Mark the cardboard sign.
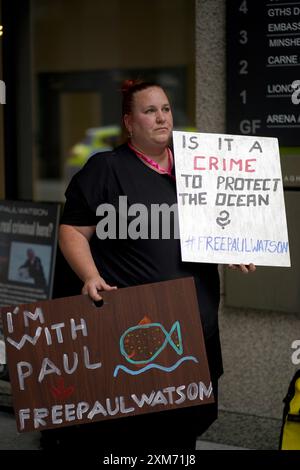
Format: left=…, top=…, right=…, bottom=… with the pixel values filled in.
left=1, top=277, right=213, bottom=433
left=173, top=131, right=291, bottom=267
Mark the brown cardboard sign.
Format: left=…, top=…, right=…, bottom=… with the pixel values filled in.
left=1, top=277, right=213, bottom=433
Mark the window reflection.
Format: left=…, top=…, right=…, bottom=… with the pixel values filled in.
left=32, top=0, right=195, bottom=202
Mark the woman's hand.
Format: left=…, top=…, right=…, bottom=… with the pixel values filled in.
left=228, top=263, right=256, bottom=273
left=82, top=275, right=117, bottom=301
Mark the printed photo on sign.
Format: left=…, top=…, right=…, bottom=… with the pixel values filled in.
left=8, top=242, right=51, bottom=289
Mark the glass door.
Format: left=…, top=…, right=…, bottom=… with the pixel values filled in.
left=32, top=0, right=195, bottom=202
left=0, top=0, right=4, bottom=198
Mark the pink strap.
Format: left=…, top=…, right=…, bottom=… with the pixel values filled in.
left=128, top=142, right=174, bottom=178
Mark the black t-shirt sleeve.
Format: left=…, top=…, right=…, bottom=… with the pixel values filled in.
left=60, top=153, right=110, bottom=226
left=61, top=179, right=96, bottom=226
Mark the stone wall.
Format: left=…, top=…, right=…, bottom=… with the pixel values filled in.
left=195, top=0, right=299, bottom=421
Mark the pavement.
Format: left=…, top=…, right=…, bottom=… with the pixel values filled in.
left=0, top=403, right=281, bottom=451
left=0, top=379, right=12, bottom=408
left=0, top=379, right=281, bottom=451
left=0, top=407, right=246, bottom=451
left=0, top=409, right=40, bottom=450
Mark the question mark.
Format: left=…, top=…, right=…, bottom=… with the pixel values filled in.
left=216, top=210, right=231, bottom=229
left=48, top=223, right=53, bottom=236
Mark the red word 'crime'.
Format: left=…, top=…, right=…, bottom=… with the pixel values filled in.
left=194, top=156, right=256, bottom=173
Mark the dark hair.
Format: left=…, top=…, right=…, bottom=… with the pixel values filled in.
left=121, top=79, right=163, bottom=117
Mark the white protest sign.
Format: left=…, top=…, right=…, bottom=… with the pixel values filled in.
left=173, top=131, right=290, bottom=267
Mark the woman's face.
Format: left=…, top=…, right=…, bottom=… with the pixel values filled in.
left=124, top=86, right=173, bottom=151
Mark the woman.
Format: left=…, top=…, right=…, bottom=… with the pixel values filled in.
left=57, top=80, right=255, bottom=450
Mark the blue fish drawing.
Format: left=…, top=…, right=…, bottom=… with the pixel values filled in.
left=120, top=316, right=183, bottom=365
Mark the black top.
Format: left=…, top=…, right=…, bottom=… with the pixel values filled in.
left=61, top=143, right=220, bottom=342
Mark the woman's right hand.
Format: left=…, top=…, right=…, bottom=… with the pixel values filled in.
left=82, top=275, right=117, bottom=301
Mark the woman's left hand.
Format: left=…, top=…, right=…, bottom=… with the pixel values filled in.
left=228, top=263, right=256, bottom=273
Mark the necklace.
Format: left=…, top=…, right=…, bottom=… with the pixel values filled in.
left=128, top=142, right=174, bottom=178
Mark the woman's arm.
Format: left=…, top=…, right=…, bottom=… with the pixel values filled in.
left=59, top=224, right=117, bottom=301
